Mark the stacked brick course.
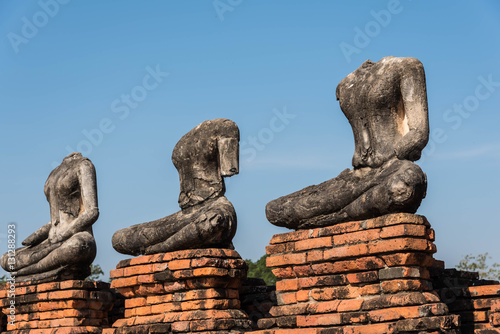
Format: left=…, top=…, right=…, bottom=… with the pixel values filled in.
left=254, top=213, right=460, bottom=334
left=240, top=278, right=276, bottom=329
left=488, top=300, right=500, bottom=331
left=0, top=280, right=114, bottom=334
left=107, top=248, right=252, bottom=333
left=431, top=268, right=500, bottom=333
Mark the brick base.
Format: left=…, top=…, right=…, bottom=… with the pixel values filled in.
left=108, top=248, right=252, bottom=333
left=0, top=280, right=114, bottom=334
left=478, top=300, right=500, bottom=334
left=491, top=300, right=500, bottom=328
left=431, top=267, right=500, bottom=334
left=240, top=278, right=276, bottom=329
left=254, top=213, right=460, bottom=334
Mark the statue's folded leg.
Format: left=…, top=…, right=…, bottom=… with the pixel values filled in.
left=15, top=231, right=96, bottom=277
left=112, top=211, right=193, bottom=256
left=298, top=160, right=427, bottom=229
left=266, top=167, right=380, bottom=229
left=0, top=240, right=60, bottom=272
left=144, top=198, right=236, bottom=254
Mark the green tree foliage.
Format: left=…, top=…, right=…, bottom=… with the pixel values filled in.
left=0, top=275, right=7, bottom=284
left=246, top=255, right=277, bottom=285
left=86, top=264, right=104, bottom=281
left=456, top=253, right=500, bottom=281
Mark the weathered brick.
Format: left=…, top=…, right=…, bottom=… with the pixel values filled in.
left=266, top=243, right=286, bottom=255
left=109, top=268, right=124, bottom=279
left=192, top=267, right=229, bottom=277
left=125, top=297, right=147, bottom=308
left=298, top=274, right=347, bottom=289
left=272, top=267, right=295, bottom=279
left=382, top=253, right=435, bottom=267
left=381, top=279, right=431, bottom=294
left=358, top=284, right=381, bottom=296
left=267, top=253, right=307, bottom=267
left=297, top=289, right=310, bottom=302
left=379, top=224, right=427, bottom=239
left=344, top=322, right=396, bottom=334
left=468, top=285, right=500, bottom=298
left=293, top=265, right=315, bottom=277
left=129, top=254, right=153, bottom=266
left=270, top=230, right=311, bottom=245
left=333, top=229, right=381, bottom=246
left=296, top=313, right=342, bottom=327
left=312, top=256, right=385, bottom=275
left=278, top=292, right=297, bottom=305
left=338, top=299, right=364, bottom=312
left=123, top=264, right=153, bottom=276
left=306, top=300, right=341, bottom=314
left=295, top=236, right=332, bottom=251
left=110, top=276, right=138, bottom=289
left=311, top=286, right=360, bottom=301
left=491, top=312, right=500, bottom=326
left=361, top=292, right=428, bottom=310
left=379, top=266, right=430, bottom=280
left=346, top=271, right=378, bottom=284
left=269, top=303, right=308, bottom=317
left=168, top=259, right=192, bottom=270
left=492, top=300, right=500, bottom=312
left=276, top=279, right=299, bottom=292
left=306, top=249, right=324, bottom=262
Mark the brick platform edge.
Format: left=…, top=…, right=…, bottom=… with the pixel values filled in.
left=490, top=300, right=500, bottom=329
left=431, top=267, right=500, bottom=334
left=474, top=298, right=500, bottom=334
left=106, top=248, right=252, bottom=334
left=0, top=280, right=114, bottom=334
left=253, top=213, right=461, bottom=334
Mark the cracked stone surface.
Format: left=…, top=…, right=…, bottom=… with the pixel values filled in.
left=1, top=152, right=98, bottom=282
left=112, top=118, right=240, bottom=255
left=266, top=57, right=429, bottom=230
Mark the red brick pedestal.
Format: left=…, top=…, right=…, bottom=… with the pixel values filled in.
left=0, top=280, right=114, bottom=334
left=254, top=213, right=460, bottom=334
left=108, top=249, right=252, bottom=334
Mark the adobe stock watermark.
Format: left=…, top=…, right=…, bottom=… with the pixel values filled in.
left=7, top=0, right=71, bottom=54
left=51, top=64, right=169, bottom=168
left=213, top=0, right=244, bottom=21
left=421, top=74, right=500, bottom=163
left=339, top=0, right=407, bottom=63
left=241, top=107, right=296, bottom=162
left=5, top=224, right=17, bottom=327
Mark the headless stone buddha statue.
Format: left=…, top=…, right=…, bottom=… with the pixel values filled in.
left=112, top=118, right=240, bottom=256
left=266, top=57, right=429, bottom=230
left=1, top=153, right=98, bottom=282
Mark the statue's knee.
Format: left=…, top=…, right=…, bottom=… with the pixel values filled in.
left=111, top=229, right=125, bottom=252
left=389, top=163, right=427, bottom=207
left=66, top=232, right=96, bottom=264
left=197, top=211, right=233, bottom=243
left=0, top=252, right=8, bottom=270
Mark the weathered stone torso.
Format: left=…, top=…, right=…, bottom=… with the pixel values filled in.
left=172, top=119, right=239, bottom=209
left=45, top=154, right=94, bottom=239
left=336, top=57, right=420, bottom=168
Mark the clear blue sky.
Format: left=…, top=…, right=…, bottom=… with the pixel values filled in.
left=1, top=1, right=499, bottom=279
